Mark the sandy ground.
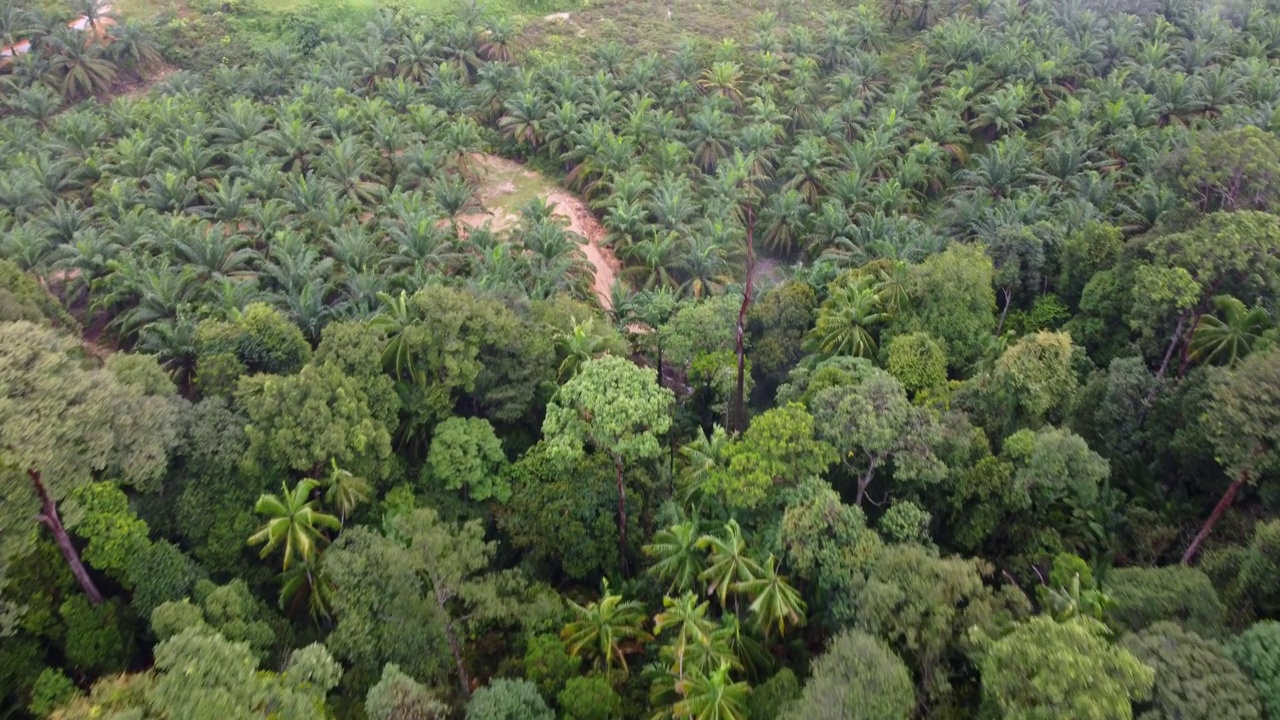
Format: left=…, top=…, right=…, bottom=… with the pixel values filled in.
left=463, top=154, right=621, bottom=308
left=1, top=4, right=115, bottom=58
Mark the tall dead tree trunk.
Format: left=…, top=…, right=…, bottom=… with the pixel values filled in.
left=615, top=453, right=629, bottom=577
left=1181, top=469, right=1248, bottom=565
left=29, top=469, right=104, bottom=604
left=732, top=206, right=756, bottom=434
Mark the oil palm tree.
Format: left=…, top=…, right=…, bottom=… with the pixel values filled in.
left=247, top=478, right=342, bottom=572
left=805, top=274, right=887, bottom=358
left=562, top=580, right=653, bottom=675
left=700, top=62, right=745, bottom=108
left=623, top=231, right=683, bottom=291
left=44, top=27, right=117, bottom=101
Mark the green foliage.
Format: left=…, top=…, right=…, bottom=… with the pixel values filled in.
left=1121, top=622, right=1261, bottom=720
left=1104, top=566, right=1226, bottom=638
left=748, top=281, right=818, bottom=388
left=497, top=443, right=625, bottom=579
left=1230, top=622, right=1280, bottom=720
left=237, top=362, right=394, bottom=483
left=878, top=500, right=932, bottom=545
left=59, top=596, right=133, bottom=675
left=991, top=331, right=1078, bottom=421
left=557, top=675, right=622, bottom=720
left=29, top=667, right=79, bottom=718
left=1175, top=127, right=1280, bottom=213
left=777, top=477, right=881, bottom=628
left=1057, top=223, right=1124, bottom=307
left=0, top=258, right=74, bottom=327
left=126, top=540, right=203, bottom=620
left=0, top=322, right=181, bottom=506
left=365, top=663, right=449, bottom=720
left=522, top=633, right=582, bottom=699
left=146, top=627, right=339, bottom=720
left=543, top=355, right=674, bottom=465
left=1206, top=351, right=1280, bottom=483
left=196, top=303, right=312, bottom=394
left=976, top=617, right=1154, bottom=720
left=711, top=403, right=835, bottom=508
left=855, top=543, right=1026, bottom=704
left=812, top=371, right=945, bottom=505
left=749, top=668, right=800, bottom=720
left=66, top=481, right=150, bottom=583
left=903, top=244, right=997, bottom=373
left=885, top=332, right=947, bottom=397
left=782, top=629, right=915, bottom=720
left=466, top=678, right=554, bottom=720
left=661, top=294, right=740, bottom=368
left=424, top=417, right=509, bottom=502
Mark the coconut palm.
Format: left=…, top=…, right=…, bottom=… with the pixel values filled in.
left=672, top=662, right=750, bottom=720
left=654, top=592, right=722, bottom=680
left=248, top=478, right=343, bottom=572
left=1188, top=295, right=1271, bottom=367
left=645, top=521, right=707, bottom=594
left=735, top=554, right=806, bottom=638
left=562, top=580, right=653, bottom=675
left=697, top=520, right=761, bottom=608
left=318, top=460, right=371, bottom=526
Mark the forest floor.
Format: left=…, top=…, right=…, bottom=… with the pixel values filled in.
left=462, top=154, right=621, bottom=308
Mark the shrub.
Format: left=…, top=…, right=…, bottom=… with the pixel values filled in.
left=1121, top=622, right=1261, bottom=720
left=1104, top=566, right=1225, bottom=637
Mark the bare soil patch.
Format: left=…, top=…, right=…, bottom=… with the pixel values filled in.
left=464, top=154, right=622, bottom=308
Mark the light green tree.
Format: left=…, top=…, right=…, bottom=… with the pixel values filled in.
left=975, top=616, right=1154, bottom=720
left=782, top=629, right=915, bottom=720
left=424, top=416, right=509, bottom=502
left=543, top=355, right=674, bottom=573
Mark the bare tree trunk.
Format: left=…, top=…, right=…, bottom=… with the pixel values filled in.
left=615, top=454, right=629, bottom=577
left=732, top=207, right=756, bottom=434
left=854, top=457, right=880, bottom=507
left=441, top=612, right=472, bottom=696
left=1182, top=468, right=1250, bottom=565
left=29, top=470, right=104, bottom=604
left=995, top=286, right=1013, bottom=337
left=1155, top=311, right=1188, bottom=382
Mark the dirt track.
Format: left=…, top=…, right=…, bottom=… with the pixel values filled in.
left=463, top=154, right=621, bottom=309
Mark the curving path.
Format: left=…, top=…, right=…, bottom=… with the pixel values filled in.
left=462, top=154, right=621, bottom=309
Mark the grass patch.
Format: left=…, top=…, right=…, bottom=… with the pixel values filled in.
left=515, top=0, right=845, bottom=57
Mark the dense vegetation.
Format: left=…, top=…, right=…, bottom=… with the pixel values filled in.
left=2, top=0, right=1280, bottom=716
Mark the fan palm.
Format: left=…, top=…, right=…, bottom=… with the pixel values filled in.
left=247, top=478, right=342, bottom=571
left=561, top=580, right=653, bottom=675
